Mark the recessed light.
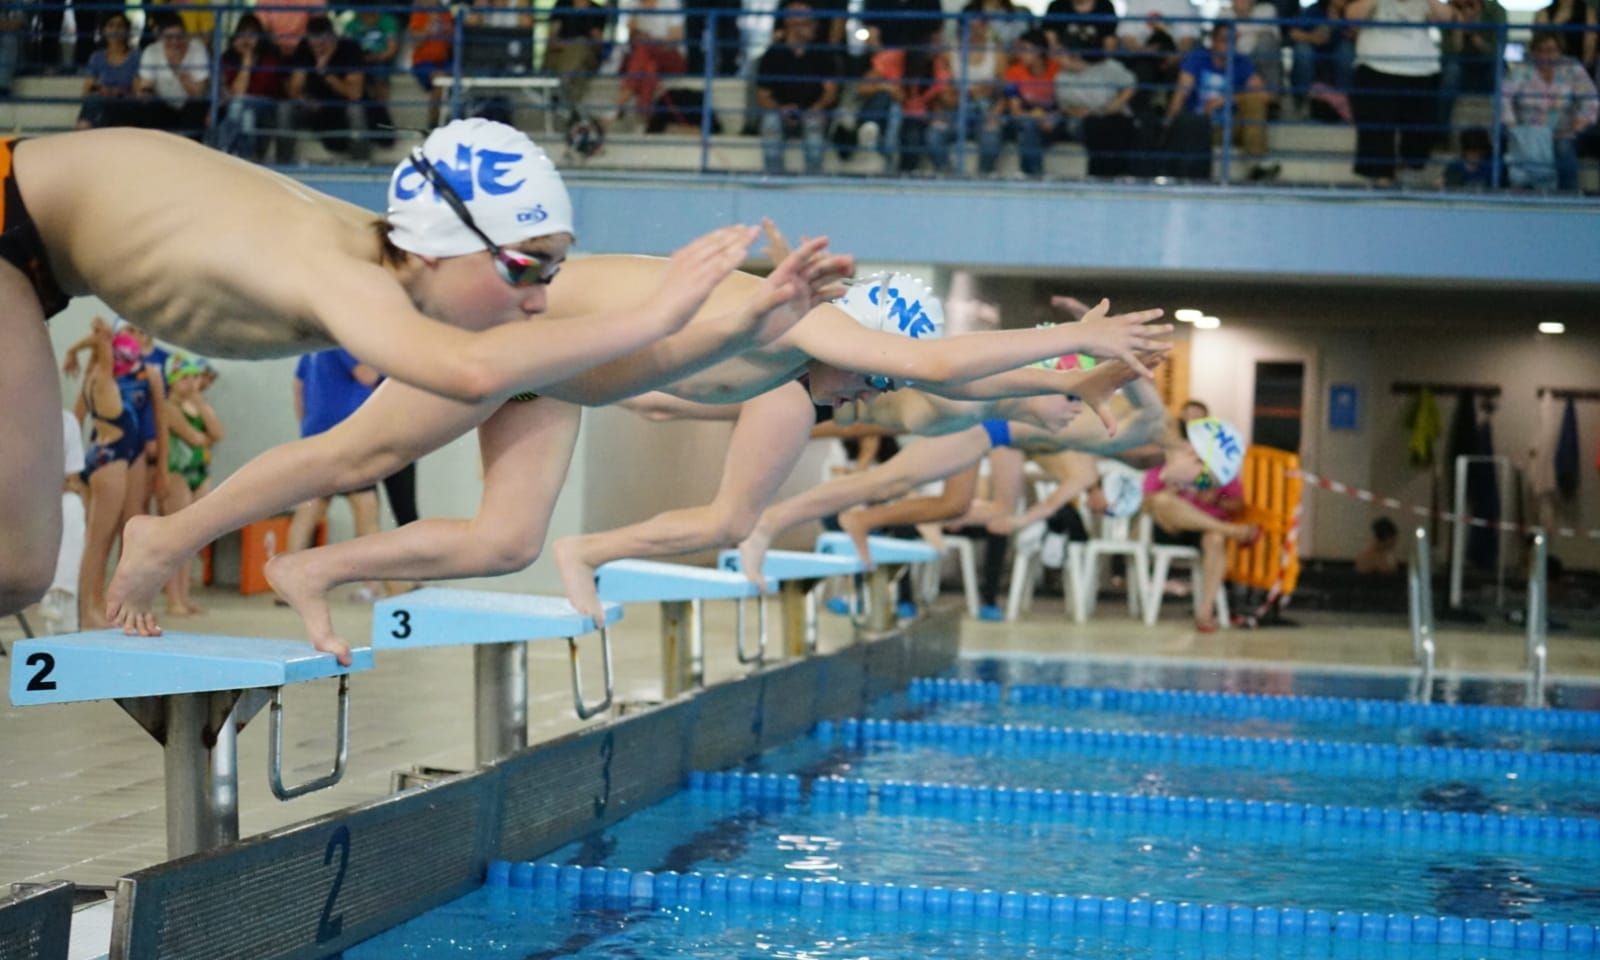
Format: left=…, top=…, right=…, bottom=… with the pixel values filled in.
left=1538, top=322, right=1566, bottom=335
left=1194, top=316, right=1221, bottom=330
left=1175, top=309, right=1203, bottom=323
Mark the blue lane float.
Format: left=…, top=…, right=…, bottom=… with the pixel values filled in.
left=681, top=770, right=1600, bottom=852
left=907, top=678, right=1600, bottom=735
left=485, top=860, right=1600, bottom=955
left=815, top=717, right=1600, bottom=784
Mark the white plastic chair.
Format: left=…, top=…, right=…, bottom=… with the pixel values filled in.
left=1140, top=514, right=1231, bottom=628
left=1005, top=522, right=1089, bottom=622
left=933, top=535, right=981, bottom=616
left=1076, top=511, right=1148, bottom=623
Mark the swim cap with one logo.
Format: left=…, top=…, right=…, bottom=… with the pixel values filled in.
left=387, top=119, right=574, bottom=258
left=1186, top=417, right=1246, bottom=487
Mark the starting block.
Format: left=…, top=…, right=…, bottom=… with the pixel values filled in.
left=815, top=533, right=941, bottom=633
left=718, top=548, right=867, bottom=657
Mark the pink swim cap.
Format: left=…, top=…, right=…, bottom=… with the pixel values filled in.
left=111, top=333, right=143, bottom=377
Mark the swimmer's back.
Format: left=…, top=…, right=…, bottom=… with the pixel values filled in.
left=15, top=130, right=379, bottom=357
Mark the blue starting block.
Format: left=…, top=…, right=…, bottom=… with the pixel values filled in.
left=815, top=533, right=941, bottom=633
left=372, top=588, right=622, bottom=765
left=596, top=560, right=777, bottom=699
left=8, top=632, right=370, bottom=859
left=717, top=548, right=873, bottom=657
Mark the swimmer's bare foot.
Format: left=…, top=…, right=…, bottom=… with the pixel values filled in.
left=79, top=603, right=112, bottom=631
left=552, top=536, right=605, bottom=623
left=837, top=509, right=877, bottom=570
left=264, top=552, right=351, bottom=666
left=107, top=514, right=182, bottom=636
left=165, top=600, right=200, bottom=618
left=737, top=527, right=774, bottom=593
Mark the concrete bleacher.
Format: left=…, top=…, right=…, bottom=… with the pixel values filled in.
left=6, top=73, right=1593, bottom=190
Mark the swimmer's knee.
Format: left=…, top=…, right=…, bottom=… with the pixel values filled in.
left=475, top=530, right=545, bottom=576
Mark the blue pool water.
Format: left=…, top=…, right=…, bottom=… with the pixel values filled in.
left=349, top=659, right=1600, bottom=958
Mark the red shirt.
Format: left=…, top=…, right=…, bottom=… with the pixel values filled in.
left=1003, top=61, right=1060, bottom=110
left=870, top=49, right=953, bottom=117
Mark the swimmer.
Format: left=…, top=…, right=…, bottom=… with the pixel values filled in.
left=0, top=119, right=769, bottom=613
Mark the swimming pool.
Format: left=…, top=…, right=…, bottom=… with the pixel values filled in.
left=346, top=656, right=1600, bottom=958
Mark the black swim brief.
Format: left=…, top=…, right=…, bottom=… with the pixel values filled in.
left=0, top=138, right=70, bottom=319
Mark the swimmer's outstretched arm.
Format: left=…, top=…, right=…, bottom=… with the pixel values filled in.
left=738, top=426, right=994, bottom=581
left=542, top=238, right=854, bottom=407
left=552, top=382, right=819, bottom=620
left=1008, top=376, right=1168, bottom=457
left=316, top=225, right=762, bottom=404
left=788, top=299, right=1171, bottom=388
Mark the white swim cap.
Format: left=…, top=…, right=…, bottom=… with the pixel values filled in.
left=1096, top=460, right=1145, bottom=518
left=387, top=119, right=574, bottom=258
left=1186, top=417, right=1247, bottom=486
left=833, top=273, right=945, bottom=340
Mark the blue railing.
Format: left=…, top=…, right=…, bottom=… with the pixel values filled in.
left=1, top=2, right=1596, bottom=194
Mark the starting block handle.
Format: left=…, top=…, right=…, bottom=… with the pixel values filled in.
left=734, top=596, right=768, bottom=665
left=567, top=624, right=614, bottom=720
left=268, top=675, right=351, bottom=801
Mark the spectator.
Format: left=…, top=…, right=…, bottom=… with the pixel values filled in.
left=135, top=12, right=210, bottom=139
left=956, top=1, right=1007, bottom=174
left=1044, top=0, right=1118, bottom=55
left=1443, top=123, right=1493, bottom=185
left=216, top=14, right=287, bottom=162
left=686, top=0, right=743, bottom=77
left=1220, top=0, right=1284, bottom=98
left=615, top=0, right=687, bottom=127
left=1163, top=24, right=1277, bottom=179
left=286, top=15, right=370, bottom=163
left=146, top=0, right=217, bottom=46
left=1056, top=48, right=1139, bottom=176
left=278, top=349, right=384, bottom=605
left=77, top=12, right=141, bottom=130
left=545, top=0, right=609, bottom=119
left=1354, top=516, right=1401, bottom=574
left=0, top=5, right=25, bottom=95
left=859, top=27, right=957, bottom=173
left=757, top=2, right=842, bottom=175
left=1437, top=0, right=1505, bottom=142
left=1118, top=0, right=1203, bottom=112
left=1346, top=0, right=1454, bottom=185
left=1501, top=30, right=1598, bottom=190
left=257, top=0, right=328, bottom=58
left=408, top=0, right=455, bottom=129
left=998, top=30, right=1061, bottom=176
left=345, top=6, right=400, bottom=146
left=861, top=0, right=948, bottom=51
left=74, top=327, right=150, bottom=630
left=160, top=356, right=223, bottom=617
left=1286, top=0, right=1356, bottom=115
left=1533, top=0, right=1596, bottom=75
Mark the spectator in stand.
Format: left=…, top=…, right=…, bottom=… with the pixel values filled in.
left=861, top=0, right=948, bottom=51
left=757, top=2, right=841, bottom=175
left=216, top=14, right=287, bottom=162
left=1286, top=0, right=1356, bottom=117
left=1045, top=0, right=1119, bottom=55
left=77, top=12, right=141, bottom=130
left=408, top=0, right=454, bottom=129
left=135, top=12, right=210, bottom=139
left=1220, top=0, right=1283, bottom=99
left=1163, top=24, right=1277, bottom=179
left=287, top=15, right=369, bottom=163
left=345, top=6, right=400, bottom=147
left=1437, top=0, right=1505, bottom=144
left=615, top=0, right=686, bottom=127
left=1353, top=516, right=1400, bottom=574
left=1056, top=47, right=1139, bottom=175
left=1442, top=124, right=1493, bottom=186
left=0, top=5, right=21, bottom=97
left=859, top=25, right=957, bottom=173
left=1500, top=30, right=1598, bottom=190
left=1533, top=0, right=1596, bottom=75
left=257, top=0, right=328, bottom=58
left=957, top=1, right=1007, bottom=174
left=1118, top=0, right=1203, bottom=112
left=546, top=0, right=610, bottom=119
left=998, top=30, right=1061, bottom=176
left=146, top=0, right=217, bottom=46
left=1346, top=0, right=1454, bottom=185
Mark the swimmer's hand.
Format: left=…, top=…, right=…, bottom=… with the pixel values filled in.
left=761, top=218, right=854, bottom=308
left=1071, top=354, right=1162, bottom=435
left=735, top=236, right=855, bottom=347
left=1050, top=298, right=1171, bottom=378
left=649, top=224, right=762, bottom=334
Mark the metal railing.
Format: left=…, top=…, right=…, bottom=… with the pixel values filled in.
left=1525, top=529, right=1548, bottom=709
left=1406, top=525, right=1436, bottom=704
left=1, top=3, right=1595, bottom=194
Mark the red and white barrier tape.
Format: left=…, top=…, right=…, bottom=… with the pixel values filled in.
left=1290, top=470, right=1597, bottom=540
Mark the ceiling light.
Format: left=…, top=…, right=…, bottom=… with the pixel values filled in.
left=1174, top=309, right=1203, bottom=323
left=1194, top=316, right=1221, bottom=330
left=1538, top=322, right=1565, bottom=335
